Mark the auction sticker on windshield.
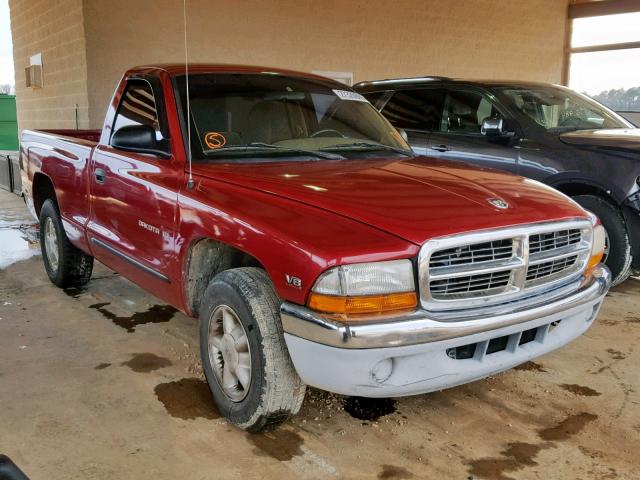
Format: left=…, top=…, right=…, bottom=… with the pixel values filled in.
left=333, top=89, right=368, bottom=102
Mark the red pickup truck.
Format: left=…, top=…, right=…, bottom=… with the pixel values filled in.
left=21, top=64, right=610, bottom=432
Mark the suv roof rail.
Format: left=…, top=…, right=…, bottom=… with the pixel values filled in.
left=354, top=76, right=452, bottom=88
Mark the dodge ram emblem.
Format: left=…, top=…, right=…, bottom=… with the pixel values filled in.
left=488, top=198, right=509, bottom=209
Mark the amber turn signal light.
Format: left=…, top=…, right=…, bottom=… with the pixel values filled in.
left=585, top=224, right=606, bottom=276
left=307, top=292, right=418, bottom=317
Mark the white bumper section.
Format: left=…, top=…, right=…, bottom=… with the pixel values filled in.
left=281, top=265, right=610, bottom=397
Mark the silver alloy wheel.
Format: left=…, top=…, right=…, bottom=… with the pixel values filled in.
left=208, top=305, right=251, bottom=402
left=603, top=228, right=610, bottom=263
left=44, top=217, right=59, bottom=272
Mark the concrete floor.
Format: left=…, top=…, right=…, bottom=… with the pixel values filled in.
left=0, top=189, right=639, bottom=480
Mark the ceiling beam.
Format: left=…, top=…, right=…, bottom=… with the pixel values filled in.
left=569, top=0, right=640, bottom=19
left=570, top=40, right=640, bottom=53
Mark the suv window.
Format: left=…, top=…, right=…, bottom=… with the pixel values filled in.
left=381, top=89, right=444, bottom=131
left=361, top=91, right=388, bottom=109
left=498, top=86, right=630, bottom=132
left=111, top=80, right=160, bottom=141
left=441, top=89, right=500, bottom=134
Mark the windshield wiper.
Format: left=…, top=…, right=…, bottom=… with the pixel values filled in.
left=320, top=142, right=414, bottom=157
left=203, top=142, right=343, bottom=160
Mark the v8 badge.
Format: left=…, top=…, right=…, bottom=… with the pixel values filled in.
left=285, top=274, right=303, bottom=289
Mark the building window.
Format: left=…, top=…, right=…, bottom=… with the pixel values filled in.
left=568, top=9, right=640, bottom=126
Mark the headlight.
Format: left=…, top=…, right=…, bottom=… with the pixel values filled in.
left=586, top=219, right=606, bottom=274
left=587, top=223, right=606, bottom=271
left=307, top=259, right=417, bottom=318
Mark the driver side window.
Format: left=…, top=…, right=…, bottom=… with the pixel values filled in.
left=440, top=90, right=500, bottom=135
left=111, top=80, right=160, bottom=142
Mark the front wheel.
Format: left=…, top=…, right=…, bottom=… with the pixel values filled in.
left=199, top=267, right=306, bottom=432
left=39, top=199, right=94, bottom=288
left=573, top=195, right=632, bottom=286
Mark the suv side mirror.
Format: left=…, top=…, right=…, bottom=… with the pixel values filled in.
left=111, top=125, right=170, bottom=158
left=480, top=117, right=508, bottom=137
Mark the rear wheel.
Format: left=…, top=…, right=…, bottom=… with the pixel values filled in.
left=39, top=199, right=94, bottom=288
left=573, top=195, right=632, bottom=286
left=199, top=267, right=306, bottom=432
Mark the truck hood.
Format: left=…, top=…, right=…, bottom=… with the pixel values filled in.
left=192, top=157, right=588, bottom=245
left=559, top=128, right=640, bottom=153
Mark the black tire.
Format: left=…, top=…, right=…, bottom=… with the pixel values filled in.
left=199, top=267, right=306, bottom=432
left=573, top=195, right=632, bottom=286
left=39, top=199, right=94, bottom=288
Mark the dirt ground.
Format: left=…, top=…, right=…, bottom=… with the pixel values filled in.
left=1, top=189, right=639, bottom=480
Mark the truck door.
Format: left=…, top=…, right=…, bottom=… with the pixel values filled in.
left=426, top=88, right=519, bottom=173
left=88, top=77, right=181, bottom=303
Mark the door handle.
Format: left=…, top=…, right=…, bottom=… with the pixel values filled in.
left=431, top=144, right=450, bottom=152
left=94, top=168, right=106, bottom=184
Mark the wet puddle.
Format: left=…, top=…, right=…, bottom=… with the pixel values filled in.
left=250, top=429, right=305, bottom=461
left=377, top=464, right=414, bottom=479
left=538, top=412, right=598, bottom=441
left=468, top=442, right=543, bottom=480
left=89, top=302, right=177, bottom=332
left=154, top=378, right=220, bottom=420
left=343, top=397, right=397, bottom=421
left=121, top=353, right=172, bottom=373
left=514, top=361, right=547, bottom=373
left=0, top=221, right=40, bottom=269
left=468, top=412, right=598, bottom=480
left=560, top=384, right=601, bottom=397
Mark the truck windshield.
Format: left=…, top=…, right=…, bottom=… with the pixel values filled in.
left=497, top=86, right=632, bottom=132
left=174, top=73, right=412, bottom=160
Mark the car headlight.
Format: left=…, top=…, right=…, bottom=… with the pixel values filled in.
left=307, top=259, right=417, bottom=318
left=586, top=217, right=606, bottom=274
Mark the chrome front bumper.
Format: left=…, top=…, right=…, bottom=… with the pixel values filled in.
left=281, top=265, right=611, bottom=350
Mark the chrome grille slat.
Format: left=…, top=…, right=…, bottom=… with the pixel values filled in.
left=431, top=270, right=511, bottom=298
left=429, top=239, right=513, bottom=268
left=529, top=229, right=581, bottom=254
left=526, top=256, right=578, bottom=282
left=429, top=258, right=525, bottom=279
left=419, top=220, right=593, bottom=311
left=528, top=245, right=590, bottom=265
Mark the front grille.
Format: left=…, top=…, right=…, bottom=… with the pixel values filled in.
left=430, top=270, right=511, bottom=299
left=429, top=239, right=512, bottom=269
left=419, top=220, right=592, bottom=311
left=526, top=255, right=578, bottom=283
left=529, top=229, right=581, bottom=254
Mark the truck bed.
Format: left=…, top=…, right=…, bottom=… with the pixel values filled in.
left=38, top=129, right=101, bottom=143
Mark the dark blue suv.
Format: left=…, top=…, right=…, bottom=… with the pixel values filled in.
left=355, top=77, right=640, bottom=285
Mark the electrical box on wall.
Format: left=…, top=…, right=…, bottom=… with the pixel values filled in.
left=25, top=65, right=43, bottom=89
left=25, top=53, right=43, bottom=89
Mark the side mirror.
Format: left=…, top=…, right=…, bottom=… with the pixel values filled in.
left=111, top=125, right=170, bottom=158
left=481, top=117, right=507, bottom=137
left=396, top=127, right=409, bottom=142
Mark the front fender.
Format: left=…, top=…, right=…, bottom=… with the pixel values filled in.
left=176, top=177, right=418, bottom=307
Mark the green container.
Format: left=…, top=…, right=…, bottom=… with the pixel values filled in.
left=0, top=95, right=19, bottom=151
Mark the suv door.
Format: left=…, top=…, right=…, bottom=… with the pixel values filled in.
left=378, top=88, right=445, bottom=155
left=88, top=77, right=181, bottom=302
left=427, top=88, right=519, bottom=173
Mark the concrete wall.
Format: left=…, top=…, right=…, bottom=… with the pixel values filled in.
left=9, top=0, right=90, bottom=130
left=11, top=0, right=570, bottom=130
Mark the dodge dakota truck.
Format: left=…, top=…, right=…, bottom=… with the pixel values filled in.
left=21, top=65, right=610, bottom=432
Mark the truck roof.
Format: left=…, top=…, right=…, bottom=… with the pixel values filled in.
left=353, top=77, right=564, bottom=92
left=125, top=64, right=332, bottom=82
